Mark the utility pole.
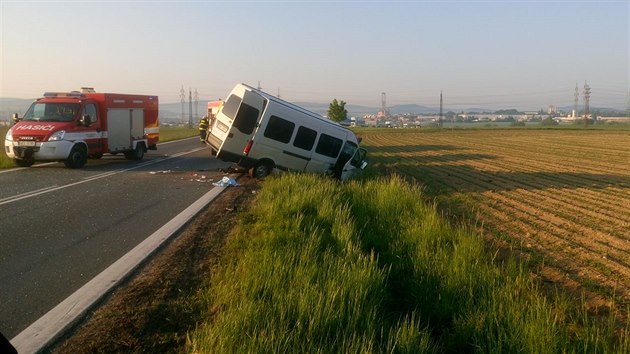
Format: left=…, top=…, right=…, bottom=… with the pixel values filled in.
left=180, top=86, right=186, bottom=125
left=194, top=89, right=199, bottom=120
left=188, top=88, right=193, bottom=128
left=583, top=81, right=591, bottom=126
left=574, top=83, right=579, bottom=118
left=439, top=90, right=443, bottom=128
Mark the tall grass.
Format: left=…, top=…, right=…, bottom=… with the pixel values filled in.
left=0, top=126, right=12, bottom=168
left=188, top=174, right=628, bottom=353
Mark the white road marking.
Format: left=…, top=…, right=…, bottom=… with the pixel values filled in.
left=0, top=185, right=60, bottom=205
left=10, top=179, right=233, bottom=353
left=0, top=146, right=207, bottom=206
left=0, top=162, right=56, bottom=174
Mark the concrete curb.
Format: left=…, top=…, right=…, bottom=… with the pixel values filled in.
left=11, top=184, right=229, bottom=353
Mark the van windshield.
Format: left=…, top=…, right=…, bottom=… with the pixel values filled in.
left=23, top=102, right=80, bottom=122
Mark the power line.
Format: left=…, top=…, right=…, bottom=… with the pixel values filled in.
left=180, top=86, right=185, bottom=124
left=574, top=83, right=579, bottom=118
left=188, top=88, right=193, bottom=128
left=583, top=81, right=591, bottom=125
left=194, top=88, right=199, bottom=119
left=439, top=90, right=443, bottom=128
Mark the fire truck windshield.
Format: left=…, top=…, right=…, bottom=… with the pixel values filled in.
left=23, top=102, right=80, bottom=122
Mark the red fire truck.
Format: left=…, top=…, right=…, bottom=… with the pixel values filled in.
left=4, top=88, right=159, bottom=168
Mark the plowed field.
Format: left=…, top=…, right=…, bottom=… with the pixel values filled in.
left=362, top=128, right=630, bottom=310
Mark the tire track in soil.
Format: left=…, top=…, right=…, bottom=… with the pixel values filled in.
left=423, top=160, right=630, bottom=277
left=457, top=158, right=630, bottom=238
left=414, top=155, right=630, bottom=279
left=403, top=138, right=630, bottom=239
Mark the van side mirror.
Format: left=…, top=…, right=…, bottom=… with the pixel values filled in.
left=12, top=113, right=21, bottom=124
left=80, top=114, right=92, bottom=126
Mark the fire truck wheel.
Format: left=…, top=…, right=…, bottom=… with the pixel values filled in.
left=14, top=158, right=34, bottom=167
left=64, top=145, right=87, bottom=169
left=125, top=143, right=145, bottom=161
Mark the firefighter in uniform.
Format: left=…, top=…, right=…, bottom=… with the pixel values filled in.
left=198, top=115, right=209, bottom=143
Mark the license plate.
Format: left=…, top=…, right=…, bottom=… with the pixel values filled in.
left=216, top=121, right=229, bottom=133
left=18, top=141, right=36, bottom=147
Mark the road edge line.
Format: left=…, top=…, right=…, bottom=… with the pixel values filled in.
left=11, top=184, right=230, bottom=353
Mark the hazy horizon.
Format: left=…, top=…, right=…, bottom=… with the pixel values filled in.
left=1, top=1, right=628, bottom=111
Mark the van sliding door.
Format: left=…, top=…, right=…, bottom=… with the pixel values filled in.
left=305, top=127, right=345, bottom=174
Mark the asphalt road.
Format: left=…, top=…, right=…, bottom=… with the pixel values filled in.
left=0, top=137, right=233, bottom=338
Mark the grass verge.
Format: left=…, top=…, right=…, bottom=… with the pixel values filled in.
left=0, top=126, right=11, bottom=168
left=187, top=173, right=629, bottom=353
left=158, top=126, right=198, bottom=142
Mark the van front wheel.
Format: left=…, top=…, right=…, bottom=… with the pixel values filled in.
left=250, top=162, right=273, bottom=178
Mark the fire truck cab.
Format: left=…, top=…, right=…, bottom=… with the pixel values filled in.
left=4, top=88, right=159, bottom=168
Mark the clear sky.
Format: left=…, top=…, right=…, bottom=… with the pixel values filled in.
left=1, top=0, right=628, bottom=110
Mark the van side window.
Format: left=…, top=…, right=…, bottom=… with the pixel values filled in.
left=264, top=115, right=295, bottom=144
left=233, top=103, right=259, bottom=135
left=315, top=133, right=343, bottom=158
left=84, top=103, right=98, bottom=124
left=293, top=126, right=317, bottom=151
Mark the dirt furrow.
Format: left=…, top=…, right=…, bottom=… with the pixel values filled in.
left=363, top=129, right=630, bottom=308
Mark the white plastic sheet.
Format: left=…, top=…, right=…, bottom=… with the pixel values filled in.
left=212, top=176, right=240, bottom=187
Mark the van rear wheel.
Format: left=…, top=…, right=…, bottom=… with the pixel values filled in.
left=250, top=162, right=273, bottom=178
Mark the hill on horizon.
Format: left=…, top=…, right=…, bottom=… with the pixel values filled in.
left=2, top=97, right=626, bottom=123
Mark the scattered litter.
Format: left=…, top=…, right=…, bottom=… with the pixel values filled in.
left=213, top=176, right=240, bottom=187
left=220, top=166, right=247, bottom=174
left=196, top=177, right=214, bottom=183
left=149, top=170, right=173, bottom=174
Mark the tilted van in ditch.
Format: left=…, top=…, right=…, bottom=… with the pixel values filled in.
left=205, top=83, right=367, bottom=179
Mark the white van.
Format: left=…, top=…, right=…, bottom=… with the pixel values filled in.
left=206, top=83, right=367, bottom=179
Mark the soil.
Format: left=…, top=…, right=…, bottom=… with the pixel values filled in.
left=364, top=129, right=630, bottom=326
left=47, top=175, right=260, bottom=353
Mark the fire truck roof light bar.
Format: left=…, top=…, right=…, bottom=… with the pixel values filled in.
left=43, top=91, right=85, bottom=98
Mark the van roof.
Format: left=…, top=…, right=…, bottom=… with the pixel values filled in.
left=240, top=83, right=351, bottom=132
